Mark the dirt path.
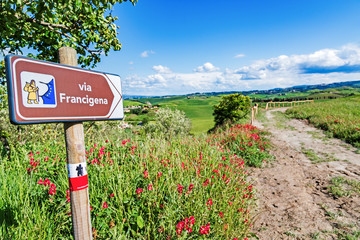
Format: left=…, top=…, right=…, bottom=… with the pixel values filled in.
left=250, top=108, right=360, bottom=239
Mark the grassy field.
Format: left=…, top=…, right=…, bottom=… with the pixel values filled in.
left=124, top=86, right=360, bottom=135
left=129, top=96, right=223, bottom=134
left=123, top=100, right=147, bottom=107
left=285, top=94, right=360, bottom=148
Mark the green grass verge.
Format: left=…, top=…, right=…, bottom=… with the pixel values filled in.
left=286, top=95, right=360, bottom=148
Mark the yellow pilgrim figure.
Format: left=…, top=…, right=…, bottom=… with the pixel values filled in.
left=23, top=80, right=39, bottom=104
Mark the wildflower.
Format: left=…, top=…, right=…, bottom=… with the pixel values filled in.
left=177, top=184, right=183, bottom=195
left=148, top=184, right=153, bottom=190
left=37, top=179, right=44, bottom=185
left=189, top=216, right=195, bottom=225
left=176, top=221, right=185, bottom=235
left=207, top=198, right=213, bottom=206
left=177, top=216, right=195, bottom=236
left=219, top=212, right=223, bottom=218
left=44, top=178, right=51, bottom=186
left=157, top=172, right=162, bottom=178
left=143, top=170, right=149, bottom=179
left=136, top=188, right=143, bottom=195
left=203, top=178, right=209, bottom=186
left=199, top=223, right=210, bottom=235
left=48, top=183, right=56, bottom=195
left=109, top=193, right=115, bottom=198
left=66, top=189, right=70, bottom=202
left=186, top=183, right=193, bottom=194
left=102, top=202, right=108, bottom=209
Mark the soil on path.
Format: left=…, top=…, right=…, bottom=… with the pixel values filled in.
left=250, top=108, right=360, bottom=239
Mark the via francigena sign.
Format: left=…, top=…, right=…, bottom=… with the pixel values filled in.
left=5, top=55, right=124, bottom=124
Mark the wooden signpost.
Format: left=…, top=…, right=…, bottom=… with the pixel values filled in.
left=5, top=47, right=124, bottom=240
left=5, top=51, right=123, bottom=124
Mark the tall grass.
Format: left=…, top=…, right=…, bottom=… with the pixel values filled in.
left=0, top=122, right=271, bottom=239
left=285, top=95, right=360, bottom=148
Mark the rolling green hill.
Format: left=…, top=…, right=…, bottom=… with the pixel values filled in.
left=129, top=96, right=222, bottom=134
left=125, top=85, right=360, bottom=135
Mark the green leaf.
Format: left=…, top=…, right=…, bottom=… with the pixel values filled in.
left=75, top=0, right=82, bottom=8
left=136, top=215, right=144, bottom=229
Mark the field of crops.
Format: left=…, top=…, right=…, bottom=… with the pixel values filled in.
left=286, top=95, right=360, bottom=148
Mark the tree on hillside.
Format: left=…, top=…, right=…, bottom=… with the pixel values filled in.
left=213, top=93, right=251, bottom=127
left=0, top=0, right=137, bottom=81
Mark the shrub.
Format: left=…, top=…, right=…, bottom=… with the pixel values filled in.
left=142, top=108, right=191, bottom=138
left=213, top=93, right=251, bottom=127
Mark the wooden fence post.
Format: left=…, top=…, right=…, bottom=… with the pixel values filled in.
left=59, top=47, right=92, bottom=240
left=251, top=107, right=254, bottom=124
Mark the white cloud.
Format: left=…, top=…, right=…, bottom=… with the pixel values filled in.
left=129, top=61, right=134, bottom=65
left=194, top=62, right=220, bottom=72
left=152, top=65, right=172, bottom=74
left=234, top=53, right=245, bottom=58
left=140, top=50, right=155, bottom=58
left=123, top=44, right=360, bottom=96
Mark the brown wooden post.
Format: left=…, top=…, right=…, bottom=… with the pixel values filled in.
left=251, top=107, right=254, bottom=125
left=59, top=47, right=92, bottom=240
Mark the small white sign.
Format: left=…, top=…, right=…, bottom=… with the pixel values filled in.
left=67, top=162, right=88, bottom=178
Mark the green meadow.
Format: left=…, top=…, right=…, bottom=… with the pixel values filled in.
left=124, top=86, right=360, bottom=136
left=128, top=96, right=223, bottom=134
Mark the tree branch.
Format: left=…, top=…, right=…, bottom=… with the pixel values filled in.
left=14, top=13, right=102, bottom=55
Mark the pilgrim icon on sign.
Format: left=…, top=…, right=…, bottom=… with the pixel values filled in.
left=21, top=71, right=57, bottom=108
left=23, top=80, right=39, bottom=104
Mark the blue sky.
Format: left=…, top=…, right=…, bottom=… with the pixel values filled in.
left=93, top=0, right=360, bottom=96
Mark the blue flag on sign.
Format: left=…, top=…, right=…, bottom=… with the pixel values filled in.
left=41, top=79, right=56, bottom=105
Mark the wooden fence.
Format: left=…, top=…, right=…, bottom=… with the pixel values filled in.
left=265, top=100, right=314, bottom=110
